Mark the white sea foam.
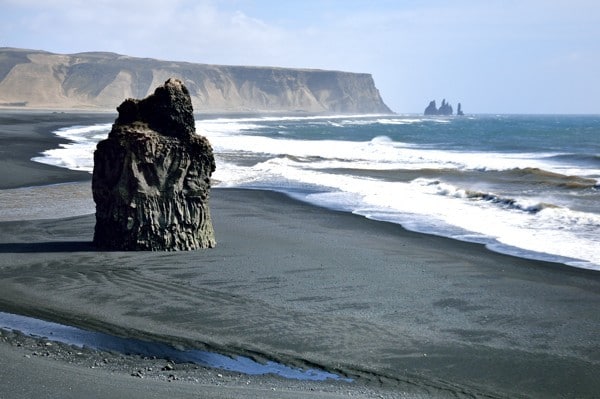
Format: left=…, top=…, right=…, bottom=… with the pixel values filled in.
left=205, top=127, right=566, bottom=174
left=199, top=113, right=389, bottom=125
left=213, top=153, right=600, bottom=269
left=29, top=116, right=600, bottom=271
left=32, top=123, right=111, bottom=172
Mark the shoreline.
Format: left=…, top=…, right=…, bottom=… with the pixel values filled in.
left=0, top=106, right=395, bottom=118
left=0, top=111, right=114, bottom=189
left=1, top=111, right=600, bottom=398
left=5, top=108, right=598, bottom=272
left=0, top=325, right=375, bottom=399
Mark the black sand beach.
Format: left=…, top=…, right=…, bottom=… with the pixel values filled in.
left=1, top=112, right=599, bottom=398
left=0, top=111, right=115, bottom=189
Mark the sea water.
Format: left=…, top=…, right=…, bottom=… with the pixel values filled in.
left=0, top=311, right=349, bottom=381
left=32, top=114, right=600, bottom=271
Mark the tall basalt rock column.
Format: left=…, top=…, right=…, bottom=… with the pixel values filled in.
left=92, top=78, right=216, bottom=250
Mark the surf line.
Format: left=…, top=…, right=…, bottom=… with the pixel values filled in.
left=0, top=311, right=352, bottom=382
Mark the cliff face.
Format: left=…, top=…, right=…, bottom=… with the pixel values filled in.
left=0, top=48, right=392, bottom=114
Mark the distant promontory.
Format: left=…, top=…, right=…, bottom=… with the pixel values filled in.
left=0, top=48, right=392, bottom=114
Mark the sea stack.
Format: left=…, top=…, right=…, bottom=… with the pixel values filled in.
left=92, top=78, right=216, bottom=250
left=438, top=99, right=453, bottom=115
left=424, top=99, right=458, bottom=116
left=424, top=100, right=438, bottom=115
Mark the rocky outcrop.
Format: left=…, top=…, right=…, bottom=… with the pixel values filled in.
left=92, top=78, right=216, bottom=251
left=438, top=99, right=453, bottom=115
left=0, top=48, right=392, bottom=114
left=424, top=100, right=438, bottom=115
left=424, top=99, right=457, bottom=116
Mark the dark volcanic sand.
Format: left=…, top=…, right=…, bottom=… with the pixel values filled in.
left=0, top=111, right=599, bottom=398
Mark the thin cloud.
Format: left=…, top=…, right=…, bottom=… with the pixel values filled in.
left=1, top=0, right=599, bottom=112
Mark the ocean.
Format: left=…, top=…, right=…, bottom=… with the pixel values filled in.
left=33, top=113, right=600, bottom=271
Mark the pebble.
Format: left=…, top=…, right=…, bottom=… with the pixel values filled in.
left=131, top=370, right=144, bottom=378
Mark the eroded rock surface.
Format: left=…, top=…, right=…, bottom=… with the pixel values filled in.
left=92, top=78, right=216, bottom=250
left=1, top=48, right=392, bottom=114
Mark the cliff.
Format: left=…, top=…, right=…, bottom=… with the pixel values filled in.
left=0, top=48, right=392, bottom=114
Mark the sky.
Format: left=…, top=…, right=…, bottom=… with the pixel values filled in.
left=1, top=0, right=599, bottom=114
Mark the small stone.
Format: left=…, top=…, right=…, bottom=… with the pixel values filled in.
left=163, top=363, right=174, bottom=371
left=45, top=342, right=53, bottom=347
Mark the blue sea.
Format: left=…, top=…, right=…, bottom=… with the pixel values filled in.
left=34, top=114, right=600, bottom=271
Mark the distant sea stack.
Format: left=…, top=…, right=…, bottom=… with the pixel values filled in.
left=92, top=78, right=216, bottom=251
left=0, top=47, right=392, bottom=114
left=424, top=99, right=463, bottom=116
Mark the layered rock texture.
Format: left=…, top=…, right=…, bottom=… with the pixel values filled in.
left=92, top=78, right=216, bottom=251
left=0, top=47, right=391, bottom=113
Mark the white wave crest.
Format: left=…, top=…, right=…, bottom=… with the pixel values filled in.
left=29, top=117, right=600, bottom=270
left=32, top=123, right=112, bottom=172
left=217, top=155, right=600, bottom=270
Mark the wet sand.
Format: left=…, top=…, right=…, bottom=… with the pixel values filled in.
left=1, top=111, right=599, bottom=398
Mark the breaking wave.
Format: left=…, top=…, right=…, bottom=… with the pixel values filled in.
left=29, top=114, right=600, bottom=270
left=414, top=178, right=559, bottom=214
